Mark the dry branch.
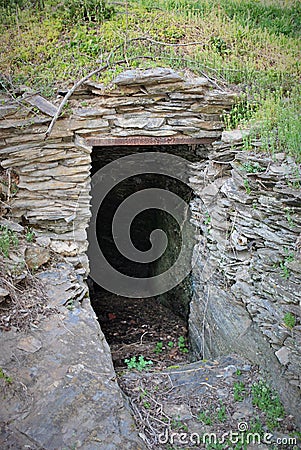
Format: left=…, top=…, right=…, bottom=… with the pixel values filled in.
left=44, top=34, right=227, bottom=139
left=45, top=54, right=152, bottom=138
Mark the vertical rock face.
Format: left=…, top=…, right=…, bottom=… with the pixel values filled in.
left=188, top=131, right=301, bottom=426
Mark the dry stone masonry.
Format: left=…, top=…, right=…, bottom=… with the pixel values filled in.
left=189, top=130, right=301, bottom=425
left=0, top=67, right=300, bottom=438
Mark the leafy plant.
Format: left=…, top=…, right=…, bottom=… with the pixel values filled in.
left=171, top=417, right=188, bottom=432
left=274, top=251, right=294, bottom=280
left=154, top=341, right=163, bottom=354
left=204, top=212, right=211, bottom=225
left=168, top=341, right=174, bottom=348
left=177, top=335, right=188, bottom=353
left=283, top=312, right=296, bottom=329
left=197, top=410, right=213, bottom=425
left=216, top=404, right=227, bottom=422
left=251, top=380, right=284, bottom=429
left=233, top=381, right=245, bottom=401
left=125, top=355, right=153, bottom=371
left=285, top=209, right=295, bottom=228
left=251, top=86, right=301, bottom=162
left=210, top=36, right=230, bottom=56
left=65, top=299, right=75, bottom=310
left=249, top=417, right=264, bottom=435
left=0, top=368, right=12, bottom=383
left=241, top=162, right=265, bottom=174
left=223, top=99, right=258, bottom=130
left=243, top=179, right=251, bottom=195
left=279, top=261, right=290, bottom=280
left=25, top=227, right=35, bottom=242
left=0, top=225, right=19, bottom=257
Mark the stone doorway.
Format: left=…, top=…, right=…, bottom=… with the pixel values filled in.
left=87, top=142, right=206, bottom=370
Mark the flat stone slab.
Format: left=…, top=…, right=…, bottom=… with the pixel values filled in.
left=113, top=68, right=184, bottom=86
left=0, top=303, right=145, bottom=449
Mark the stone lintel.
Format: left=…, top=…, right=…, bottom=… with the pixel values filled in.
left=86, top=136, right=215, bottom=147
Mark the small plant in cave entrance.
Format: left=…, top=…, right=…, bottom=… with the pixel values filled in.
left=124, top=355, right=153, bottom=372
left=154, top=341, right=163, bottom=354
left=178, top=335, right=189, bottom=353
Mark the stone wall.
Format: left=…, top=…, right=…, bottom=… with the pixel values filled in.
left=1, top=67, right=300, bottom=425
left=188, top=129, right=301, bottom=425
left=0, top=68, right=236, bottom=276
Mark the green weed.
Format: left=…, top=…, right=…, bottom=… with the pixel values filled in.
left=171, top=417, right=188, bottom=432
left=125, top=355, right=153, bottom=371
left=216, top=404, right=227, bottom=422
left=154, top=341, right=163, bottom=354
left=197, top=403, right=227, bottom=425
left=0, top=367, right=12, bottom=384
left=178, top=335, right=189, bottom=353
left=65, top=299, right=75, bottom=310
left=285, top=209, right=295, bottom=228
left=60, top=0, right=115, bottom=24
left=283, top=312, right=296, bottom=329
left=251, top=380, right=284, bottom=430
left=241, top=162, right=265, bottom=174
left=243, top=179, right=251, bottom=195
left=223, top=99, right=258, bottom=130
left=197, top=410, right=213, bottom=425
left=204, top=212, right=211, bottom=225
left=279, top=261, right=290, bottom=280
left=233, top=381, right=245, bottom=401
left=251, top=86, right=301, bottom=162
left=274, top=251, right=294, bottom=280
left=25, top=227, right=35, bottom=242
left=0, top=225, right=19, bottom=257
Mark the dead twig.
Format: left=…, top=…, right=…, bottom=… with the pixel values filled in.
left=45, top=54, right=152, bottom=138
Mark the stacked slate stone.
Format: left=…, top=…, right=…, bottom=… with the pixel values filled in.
left=0, top=68, right=236, bottom=274
left=189, top=129, right=301, bottom=425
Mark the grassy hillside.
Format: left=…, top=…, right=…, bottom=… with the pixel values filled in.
left=0, top=0, right=300, bottom=160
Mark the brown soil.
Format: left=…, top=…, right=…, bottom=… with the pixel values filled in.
left=90, top=287, right=191, bottom=372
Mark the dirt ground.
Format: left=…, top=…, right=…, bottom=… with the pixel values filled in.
left=90, top=287, right=190, bottom=372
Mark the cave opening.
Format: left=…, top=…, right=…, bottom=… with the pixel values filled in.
left=87, top=143, right=206, bottom=370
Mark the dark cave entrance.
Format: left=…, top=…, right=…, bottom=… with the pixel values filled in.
left=87, top=143, right=207, bottom=370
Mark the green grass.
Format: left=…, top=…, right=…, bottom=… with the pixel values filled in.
left=0, top=0, right=300, bottom=160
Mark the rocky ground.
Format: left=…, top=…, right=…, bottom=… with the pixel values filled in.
left=91, top=288, right=300, bottom=450
left=119, top=356, right=300, bottom=450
